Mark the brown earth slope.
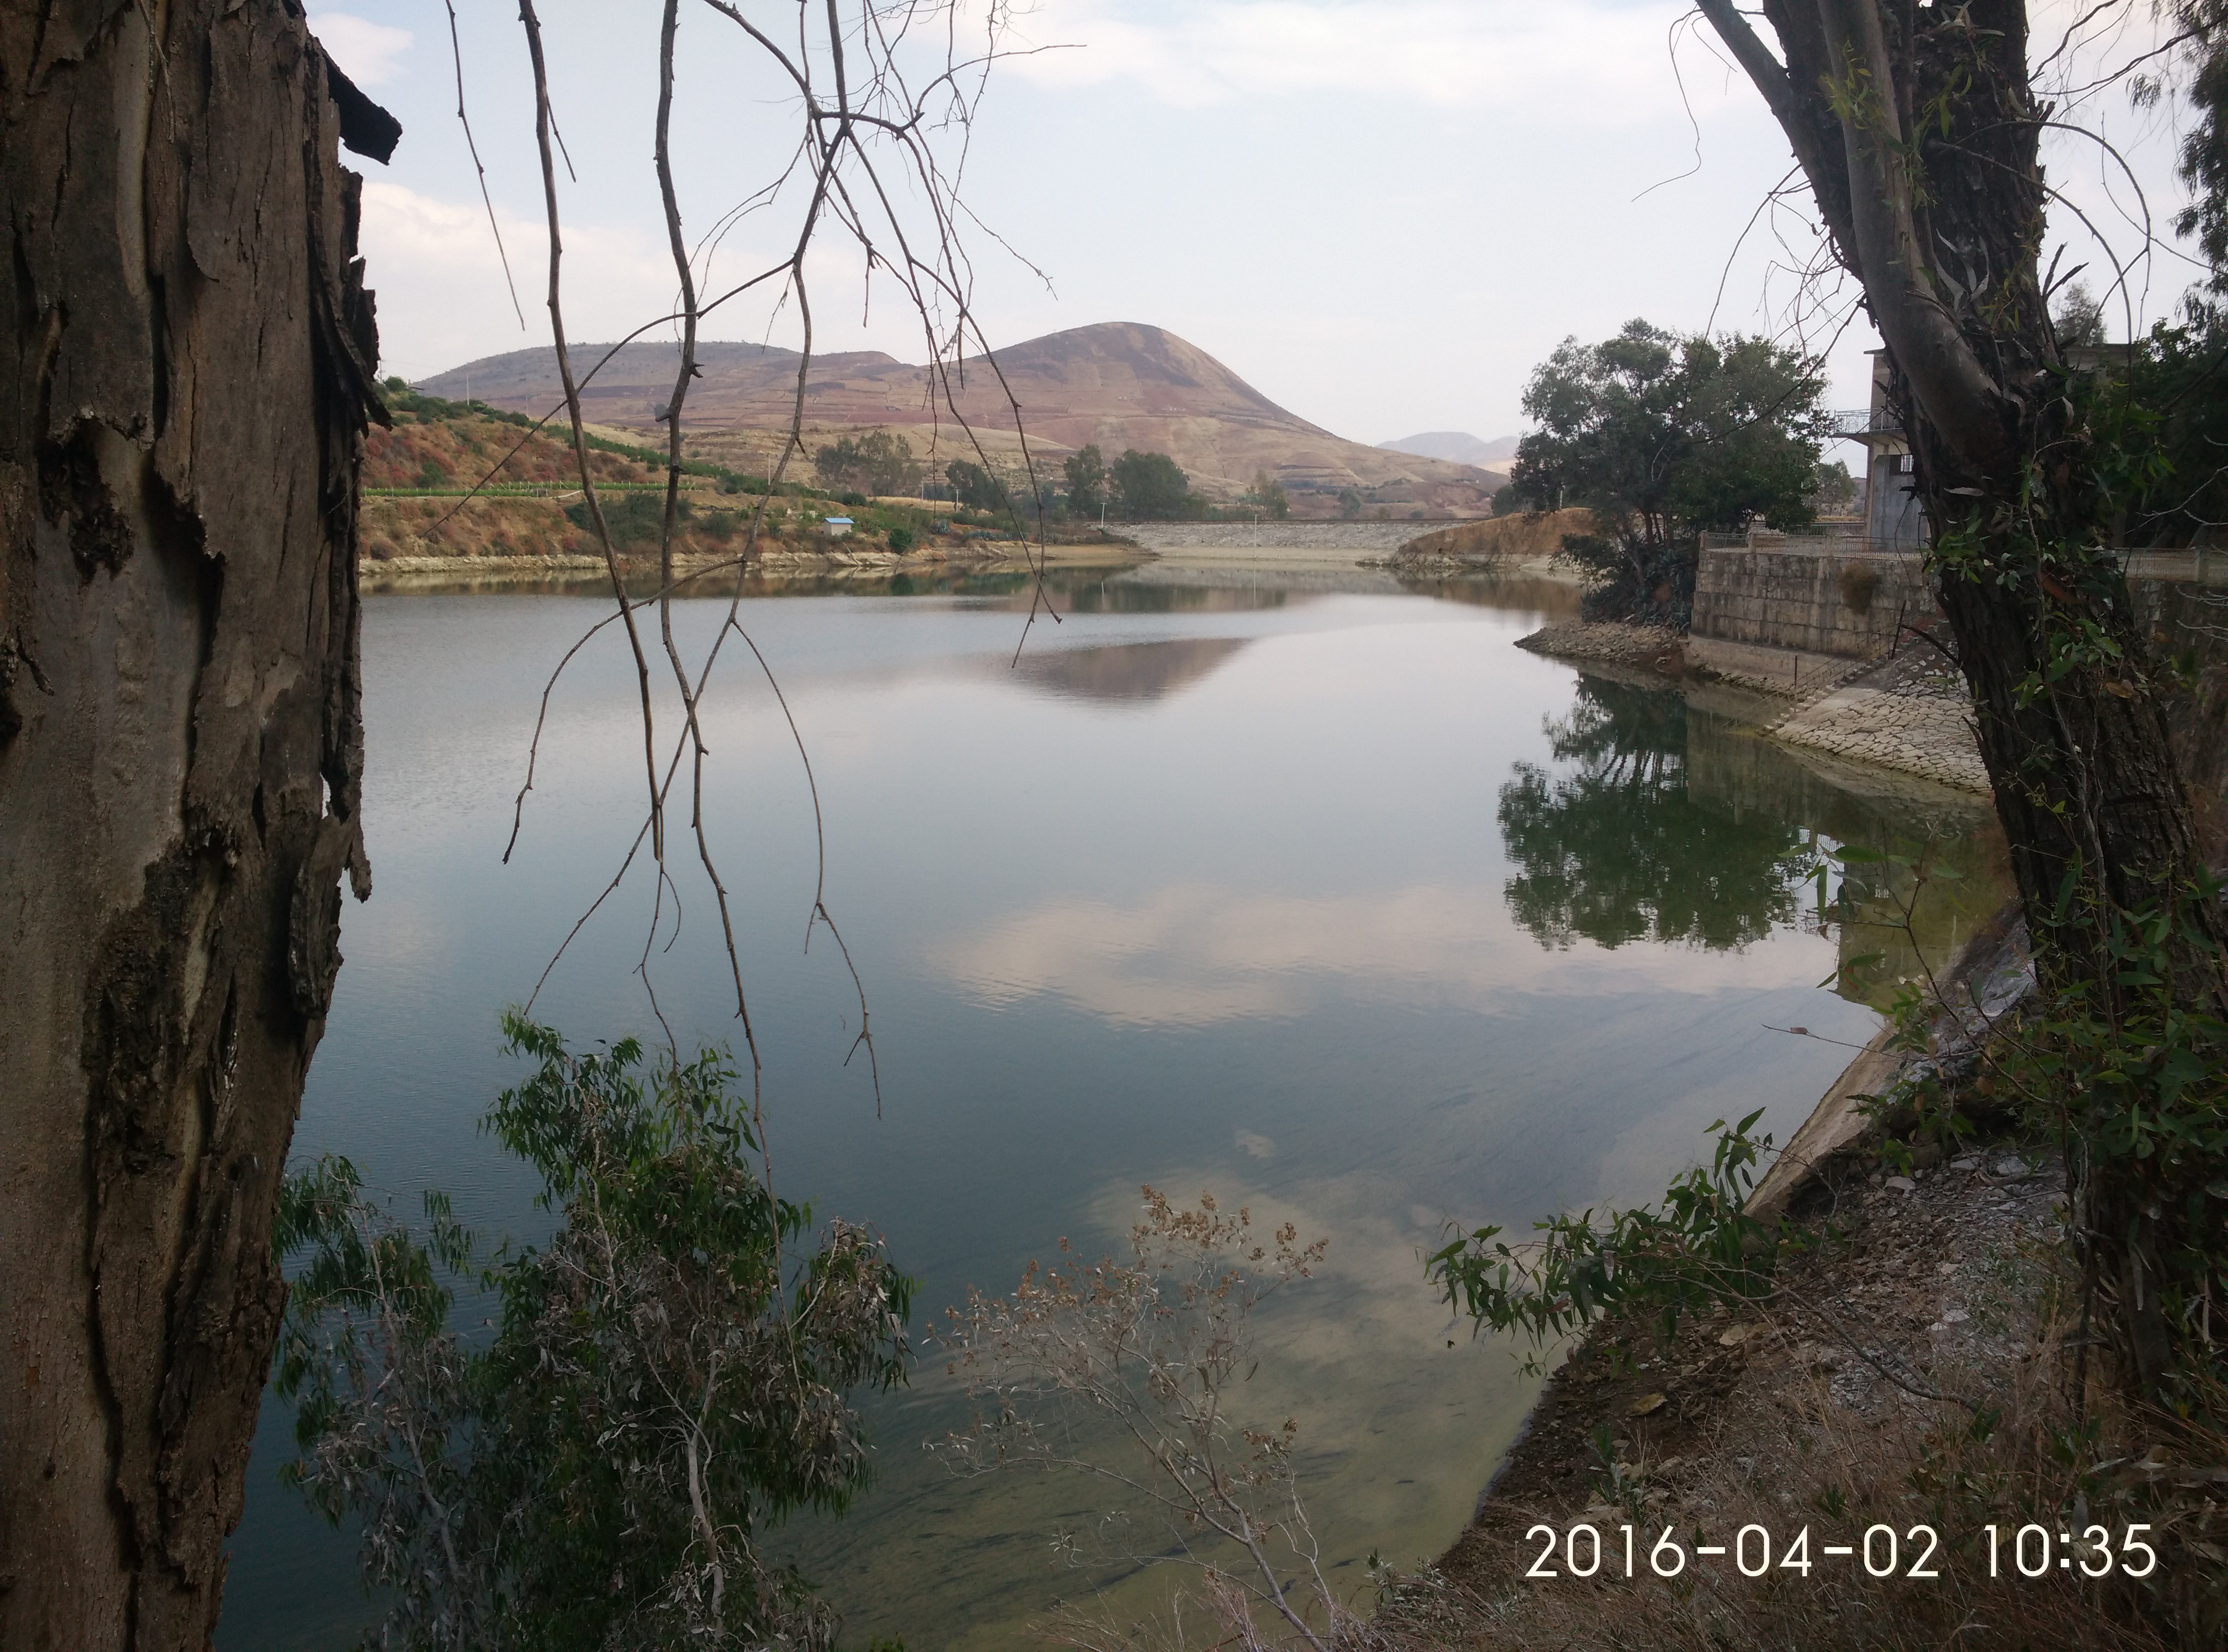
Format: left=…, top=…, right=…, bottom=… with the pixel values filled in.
left=416, top=322, right=1506, bottom=515
left=363, top=409, right=664, bottom=491
left=1397, top=508, right=1600, bottom=563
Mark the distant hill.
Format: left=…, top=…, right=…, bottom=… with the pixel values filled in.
left=1377, top=431, right=1519, bottom=466
left=418, top=323, right=1505, bottom=516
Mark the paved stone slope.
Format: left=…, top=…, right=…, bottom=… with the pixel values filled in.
left=1769, top=647, right=1988, bottom=793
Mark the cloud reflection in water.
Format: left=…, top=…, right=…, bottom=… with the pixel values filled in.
left=933, top=881, right=1841, bottom=1028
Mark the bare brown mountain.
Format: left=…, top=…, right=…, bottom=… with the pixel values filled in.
left=417, top=322, right=1504, bottom=516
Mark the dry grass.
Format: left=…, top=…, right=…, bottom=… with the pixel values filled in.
left=364, top=411, right=661, bottom=491
left=358, top=493, right=813, bottom=565
left=1396, top=510, right=1602, bottom=564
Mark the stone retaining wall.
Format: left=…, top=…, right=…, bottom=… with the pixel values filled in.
left=1693, top=546, right=1938, bottom=659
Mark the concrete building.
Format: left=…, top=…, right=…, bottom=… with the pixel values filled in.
left=1832, top=352, right=1928, bottom=551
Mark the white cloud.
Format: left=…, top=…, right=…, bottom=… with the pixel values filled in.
left=309, top=9, right=412, bottom=88
left=357, top=177, right=945, bottom=378
left=358, top=181, right=685, bottom=377
left=931, top=881, right=1827, bottom=1028
left=998, top=0, right=1722, bottom=121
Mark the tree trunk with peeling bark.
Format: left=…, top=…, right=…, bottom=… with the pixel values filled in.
left=0, top=2, right=386, bottom=1645
left=1697, top=1, right=2228, bottom=1397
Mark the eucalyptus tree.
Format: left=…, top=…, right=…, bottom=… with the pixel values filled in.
left=1, top=7, right=393, bottom=1644
left=1, top=1, right=1024, bottom=1645
left=1692, top=2, right=2227, bottom=1399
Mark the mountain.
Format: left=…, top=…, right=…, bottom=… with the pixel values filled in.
left=417, top=324, right=1505, bottom=515
left=1377, top=431, right=1519, bottom=466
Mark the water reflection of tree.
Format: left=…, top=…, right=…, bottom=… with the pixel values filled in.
left=1498, top=676, right=1816, bottom=950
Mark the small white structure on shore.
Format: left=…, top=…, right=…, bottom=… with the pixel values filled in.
left=823, top=515, right=854, bottom=538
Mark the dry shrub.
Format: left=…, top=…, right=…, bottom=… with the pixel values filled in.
left=1838, top=562, right=1882, bottom=616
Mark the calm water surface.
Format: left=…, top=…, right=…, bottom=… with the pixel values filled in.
left=217, top=567, right=2003, bottom=1649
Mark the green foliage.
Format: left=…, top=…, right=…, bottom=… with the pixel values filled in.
left=273, top=1017, right=912, bottom=1652
left=814, top=430, right=922, bottom=497
left=1812, top=457, right=1858, bottom=516
left=2005, top=884, right=2228, bottom=1395
left=1429, top=1110, right=1782, bottom=1351
left=387, top=385, right=535, bottom=429
left=886, top=524, right=915, bottom=554
left=563, top=489, right=688, bottom=550
left=1246, top=470, right=1290, bottom=519
left=1110, top=448, right=1188, bottom=520
left=1062, top=444, right=1107, bottom=517
left=942, top=459, right=1006, bottom=511
left=2078, top=316, right=2228, bottom=547
left=2170, top=4, right=2228, bottom=294
left=1834, top=834, right=2227, bottom=1400
left=1507, top=319, right=1828, bottom=623
left=2054, top=280, right=2108, bottom=349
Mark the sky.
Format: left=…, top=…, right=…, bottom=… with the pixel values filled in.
left=312, top=1, right=2209, bottom=448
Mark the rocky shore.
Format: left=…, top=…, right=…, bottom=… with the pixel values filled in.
left=1513, top=620, right=1689, bottom=672
left=1519, top=619, right=1992, bottom=795
left=1765, top=645, right=1988, bottom=792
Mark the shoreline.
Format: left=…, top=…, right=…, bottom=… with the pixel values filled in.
left=358, top=540, right=1146, bottom=590
left=1426, top=912, right=2058, bottom=1627
left=1517, top=618, right=1993, bottom=794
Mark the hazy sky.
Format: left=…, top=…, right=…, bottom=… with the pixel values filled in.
left=315, top=2, right=2205, bottom=447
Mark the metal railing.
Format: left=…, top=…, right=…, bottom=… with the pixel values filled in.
left=1828, top=408, right=1902, bottom=438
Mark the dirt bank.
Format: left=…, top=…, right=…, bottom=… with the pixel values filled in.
left=1405, top=903, right=2216, bottom=1650
left=1424, top=1137, right=2113, bottom=1649
left=1396, top=509, right=1601, bottom=564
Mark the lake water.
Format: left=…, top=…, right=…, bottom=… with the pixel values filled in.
left=216, top=563, right=2004, bottom=1649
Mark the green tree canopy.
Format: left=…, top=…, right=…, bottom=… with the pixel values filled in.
left=943, top=457, right=1006, bottom=510
left=813, top=429, right=922, bottom=496
left=1062, top=444, right=1107, bottom=517
left=1811, top=457, right=1858, bottom=517
left=1111, top=449, right=1188, bottom=520
left=1506, top=320, right=1828, bottom=622
left=2052, top=280, right=2108, bottom=349
left=1247, top=469, right=1290, bottom=519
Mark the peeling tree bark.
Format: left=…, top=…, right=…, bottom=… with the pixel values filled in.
left=0, top=3, right=384, bottom=1645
